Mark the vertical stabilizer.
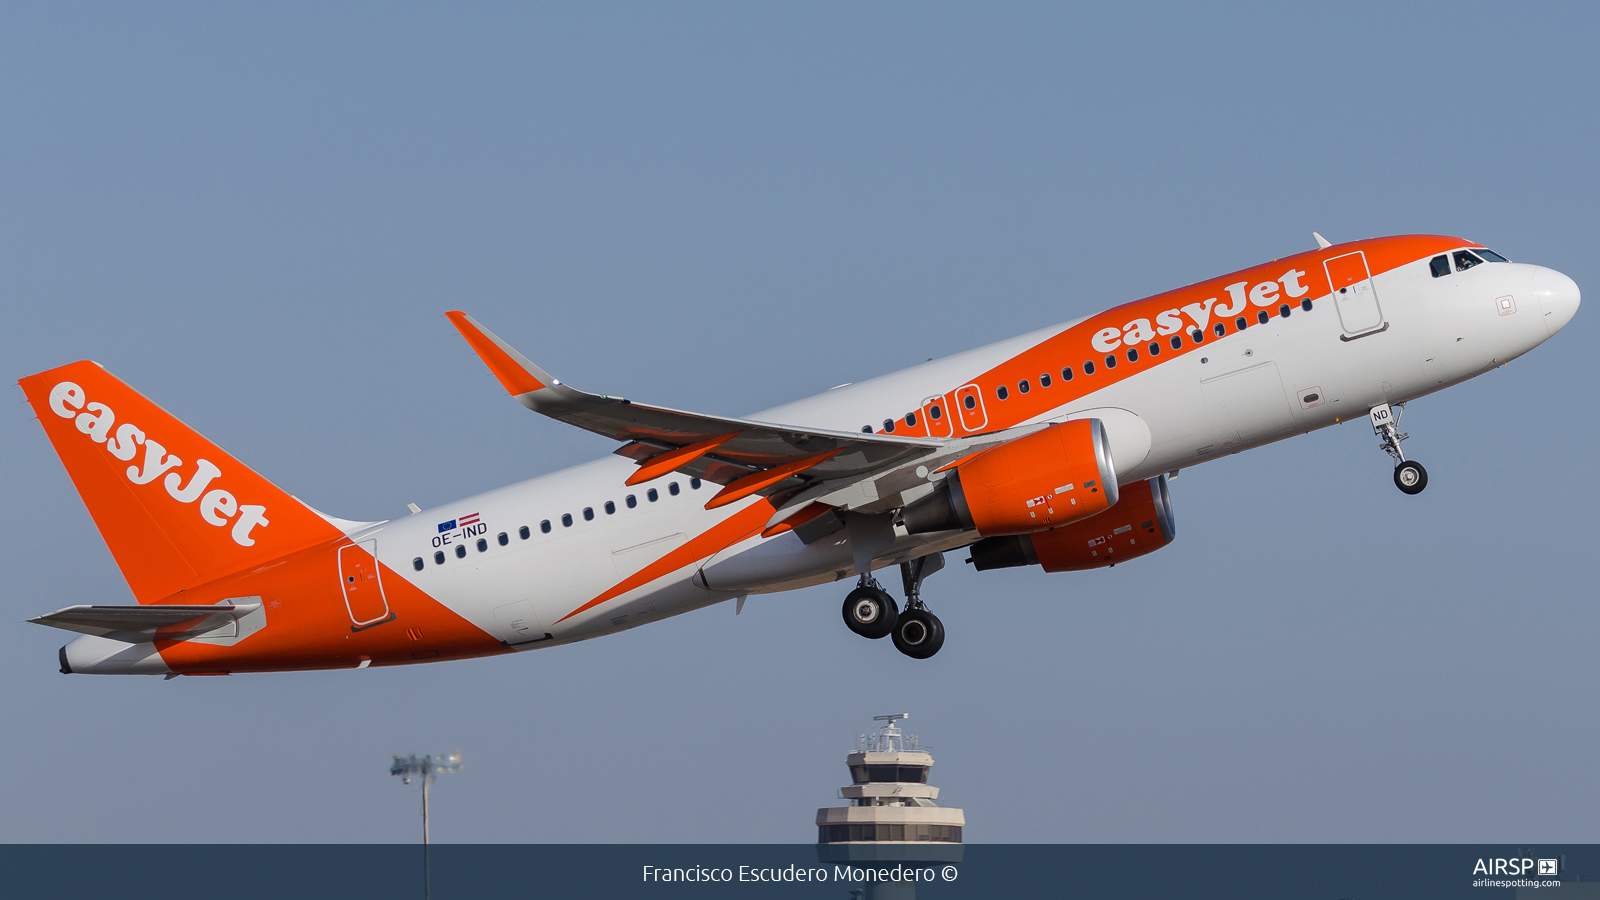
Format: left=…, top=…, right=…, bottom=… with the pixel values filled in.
left=19, top=361, right=343, bottom=602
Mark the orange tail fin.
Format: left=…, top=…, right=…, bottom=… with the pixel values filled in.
left=19, top=361, right=343, bottom=602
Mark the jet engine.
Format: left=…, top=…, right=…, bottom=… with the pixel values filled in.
left=966, top=474, right=1175, bottom=572
left=900, top=418, right=1118, bottom=537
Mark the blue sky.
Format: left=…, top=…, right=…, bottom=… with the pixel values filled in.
left=2, top=2, right=1596, bottom=842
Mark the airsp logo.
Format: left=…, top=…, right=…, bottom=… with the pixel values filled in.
left=1473, top=858, right=1538, bottom=876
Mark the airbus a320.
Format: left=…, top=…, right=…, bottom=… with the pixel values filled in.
left=20, top=234, right=1578, bottom=674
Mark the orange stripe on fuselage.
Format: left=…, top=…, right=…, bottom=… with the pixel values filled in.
left=155, top=537, right=507, bottom=673
left=560, top=235, right=1473, bottom=632
left=881, top=234, right=1475, bottom=441
left=556, top=498, right=775, bottom=623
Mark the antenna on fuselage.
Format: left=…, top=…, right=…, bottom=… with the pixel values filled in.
left=1313, top=232, right=1332, bottom=249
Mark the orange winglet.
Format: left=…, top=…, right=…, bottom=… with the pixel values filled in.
left=626, top=433, right=740, bottom=486
left=760, top=502, right=834, bottom=538
left=445, top=311, right=546, bottom=396
left=704, top=448, right=844, bottom=511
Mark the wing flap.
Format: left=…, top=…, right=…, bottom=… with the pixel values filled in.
left=447, top=311, right=944, bottom=499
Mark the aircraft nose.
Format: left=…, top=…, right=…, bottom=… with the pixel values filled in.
left=1532, top=267, right=1581, bottom=337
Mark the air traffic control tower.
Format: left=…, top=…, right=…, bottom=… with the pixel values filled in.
left=816, top=713, right=964, bottom=866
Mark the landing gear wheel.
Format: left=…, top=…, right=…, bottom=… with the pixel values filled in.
left=1394, top=460, right=1428, bottom=495
left=843, top=587, right=898, bottom=639
left=891, top=608, right=945, bottom=659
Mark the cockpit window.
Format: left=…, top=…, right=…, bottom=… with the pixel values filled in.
left=1429, top=255, right=1450, bottom=278
left=1476, top=248, right=1509, bottom=262
left=1453, top=250, right=1485, bottom=272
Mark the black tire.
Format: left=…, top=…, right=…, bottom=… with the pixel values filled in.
left=842, top=587, right=898, bottom=639
left=891, top=609, right=945, bottom=659
left=1394, top=460, right=1428, bottom=495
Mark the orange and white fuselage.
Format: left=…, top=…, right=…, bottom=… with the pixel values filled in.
left=21, top=234, right=1580, bottom=675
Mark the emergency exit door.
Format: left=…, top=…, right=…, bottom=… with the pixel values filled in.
left=339, top=540, right=393, bottom=629
left=1323, top=250, right=1386, bottom=336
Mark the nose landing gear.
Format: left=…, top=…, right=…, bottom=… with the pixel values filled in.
left=840, top=553, right=947, bottom=658
left=1371, top=402, right=1428, bottom=495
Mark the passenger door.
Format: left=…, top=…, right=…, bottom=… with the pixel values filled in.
left=1323, top=250, right=1386, bottom=337
left=338, top=540, right=393, bottom=630
left=954, top=384, right=987, bottom=433
left=921, top=395, right=954, bottom=438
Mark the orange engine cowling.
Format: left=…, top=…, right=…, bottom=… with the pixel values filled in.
left=967, top=475, right=1175, bottom=572
left=901, top=418, right=1118, bottom=537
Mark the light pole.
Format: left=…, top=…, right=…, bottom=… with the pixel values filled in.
left=391, top=751, right=462, bottom=898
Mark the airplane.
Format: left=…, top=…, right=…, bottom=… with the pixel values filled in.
left=19, top=233, right=1579, bottom=675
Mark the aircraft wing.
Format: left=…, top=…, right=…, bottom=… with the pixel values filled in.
left=29, top=603, right=260, bottom=642
left=447, top=311, right=952, bottom=512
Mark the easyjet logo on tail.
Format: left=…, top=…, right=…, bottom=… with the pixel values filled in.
left=47, top=381, right=270, bottom=547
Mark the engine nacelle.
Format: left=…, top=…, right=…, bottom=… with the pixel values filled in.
left=967, top=475, right=1175, bottom=572
left=901, top=418, right=1118, bottom=537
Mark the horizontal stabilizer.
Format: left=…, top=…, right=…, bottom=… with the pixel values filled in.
left=29, top=603, right=260, bottom=643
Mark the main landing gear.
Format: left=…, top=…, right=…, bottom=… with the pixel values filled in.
left=1370, top=402, right=1428, bottom=495
left=841, top=554, right=946, bottom=659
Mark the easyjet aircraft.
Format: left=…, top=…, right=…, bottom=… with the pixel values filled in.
left=21, top=234, right=1579, bottom=674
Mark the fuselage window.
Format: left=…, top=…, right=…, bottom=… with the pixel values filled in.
left=1430, top=255, right=1451, bottom=278
left=1170, top=335, right=1182, bottom=350
left=861, top=425, right=872, bottom=433
left=497, top=531, right=508, bottom=546
left=1104, top=354, right=1117, bottom=369
left=1300, top=298, right=1313, bottom=312
left=604, top=500, right=616, bottom=515
left=562, top=513, right=573, bottom=527
left=1018, top=379, right=1030, bottom=394
left=539, top=520, right=551, bottom=534
left=883, top=418, right=896, bottom=432
left=455, top=544, right=467, bottom=559
left=963, top=394, right=976, bottom=410
left=476, top=537, right=488, bottom=552
left=1125, top=347, right=1138, bottom=362
left=583, top=507, right=594, bottom=521
left=1083, top=360, right=1095, bottom=375
left=1040, top=373, right=1052, bottom=388
left=690, top=478, right=702, bottom=490
left=1061, top=366, right=1074, bottom=381
left=1257, top=310, right=1269, bottom=325
left=521, top=525, right=532, bottom=539
left=1453, top=250, right=1484, bottom=271
left=434, top=550, right=446, bottom=565
left=1148, top=341, right=1160, bottom=357
left=929, top=404, right=943, bottom=420
left=1478, top=249, right=1509, bottom=262
left=1236, top=316, right=1248, bottom=331
left=1278, top=304, right=1290, bottom=319
left=413, top=557, right=424, bottom=571
left=669, top=482, right=680, bottom=496
left=996, top=385, right=1009, bottom=400
left=626, top=494, right=637, bottom=508
left=1213, top=322, right=1226, bottom=337
left=1191, top=329, right=1204, bottom=344
left=905, top=412, right=917, bottom=426
left=647, top=489, right=659, bottom=502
